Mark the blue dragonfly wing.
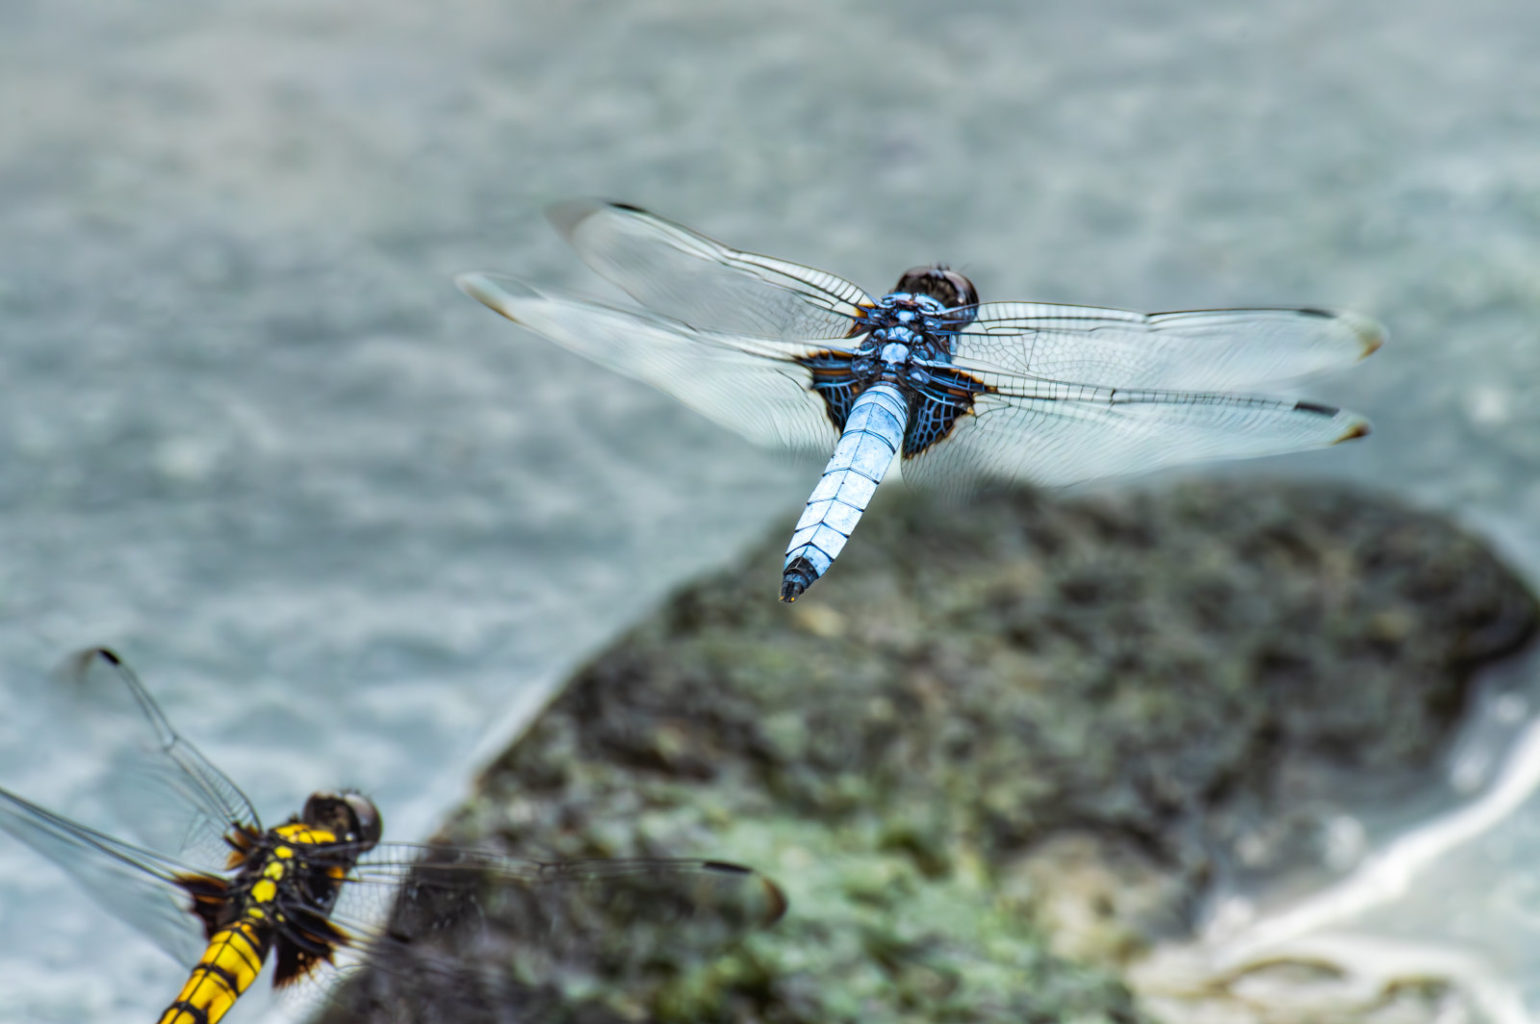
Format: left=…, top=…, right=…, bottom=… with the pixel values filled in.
left=547, top=201, right=875, bottom=341
left=59, top=648, right=260, bottom=868
left=0, top=784, right=210, bottom=963
left=954, top=303, right=1384, bottom=391
left=277, top=843, right=786, bottom=1021
left=459, top=273, right=847, bottom=454
left=901, top=372, right=1371, bottom=492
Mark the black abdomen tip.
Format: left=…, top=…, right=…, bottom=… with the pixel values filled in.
left=780, top=557, right=819, bottom=602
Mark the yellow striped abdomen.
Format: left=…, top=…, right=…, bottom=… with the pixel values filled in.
left=156, top=821, right=350, bottom=1022
left=155, top=915, right=271, bottom=1024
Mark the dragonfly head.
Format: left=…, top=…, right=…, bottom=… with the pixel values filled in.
left=302, top=790, right=384, bottom=851
left=891, top=265, right=979, bottom=329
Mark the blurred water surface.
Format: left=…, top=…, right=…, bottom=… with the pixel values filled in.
left=1, top=0, right=1538, bottom=1020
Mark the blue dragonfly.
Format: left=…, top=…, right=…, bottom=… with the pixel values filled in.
left=459, top=202, right=1382, bottom=602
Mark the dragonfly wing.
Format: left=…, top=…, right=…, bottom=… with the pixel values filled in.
left=61, top=648, right=260, bottom=866
left=956, top=304, right=1385, bottom=390
left=902, top=374, right=1370, bottom=491
left=338, top=846, right=784, bottom=962
left=547, top=200, right=874, bottom=340
left=459, top=273, right=846, bottom=454
left=297, top=845, right=784, bottom=1020
left=0, top=786, right=209, bottom=963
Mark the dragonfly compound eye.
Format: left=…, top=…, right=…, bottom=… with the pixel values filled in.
left=302, top=791, right=383, bottom=849
left=342, top=791, right=383, bottom=850
left=892, top=265, right=979, bottom=312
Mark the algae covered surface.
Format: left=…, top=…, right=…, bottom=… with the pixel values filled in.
left=335, top=480, right=1534, bottom=1023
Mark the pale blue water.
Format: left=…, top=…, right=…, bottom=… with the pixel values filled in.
left=1, top=1, right=1538, bottom=1021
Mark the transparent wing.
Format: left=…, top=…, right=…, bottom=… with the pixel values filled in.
left=547, top=200, right=874, bottom=340
left=0, top=785, right=210, bottom=963
left=458, top=272, right=846, bottom=454
left=955, top=304, right=1385, bottom=390
left=291, top=843, right=787, bottom=1023
left=903, top=373, right=1371, bottom=491
left=59, top=648, right=259, bottom=867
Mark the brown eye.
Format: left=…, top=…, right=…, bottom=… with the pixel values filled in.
left=892, top=266, right=978, bottom=310
left=936, top=269, right=978, bottom=310
left=342, top=792, right=383, bottom=850
left=301, top=792, right=335, bottom=828
left=301, top=791, right=382, bottom=849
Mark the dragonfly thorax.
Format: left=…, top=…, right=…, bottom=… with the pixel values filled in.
left=878, top=340, right=912, bottom=366
left=858, top=267, right=979, bottom=368
left=866, top=296, right=953, bottom=353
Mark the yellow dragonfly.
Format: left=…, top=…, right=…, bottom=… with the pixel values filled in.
left=0, top=649, right=786, bottom=1023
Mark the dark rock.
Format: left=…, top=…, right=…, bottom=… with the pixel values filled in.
left=336, top=480, right=1535, bottom=1022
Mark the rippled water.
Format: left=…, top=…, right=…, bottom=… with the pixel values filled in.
left=1, top=0, right=1538, bottom=1020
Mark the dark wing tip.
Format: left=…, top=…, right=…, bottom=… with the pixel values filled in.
left=1327, top=310, right=1388, bottom=358
left=1352, top=317, right=1387, bottom=358
left=697, top=862, right=790, bottom=924
left=1290, top=401, right=1372, bottom=443
left=1283, top=307, right=1387, bottom=359
left=700, top=859, right=752, bottom=875
left=57, top=646, right=128, bottom=685
left=455, top=272, right=544, bottom=323
left=697, top=859, right=789, bottom=922
left=761, top=877, right=789, bottom=924
left=1335, top=420, right=1372, bottom=442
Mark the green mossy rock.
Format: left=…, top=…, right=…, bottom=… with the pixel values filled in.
left=336, top=480, right=1535, bottom=1023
